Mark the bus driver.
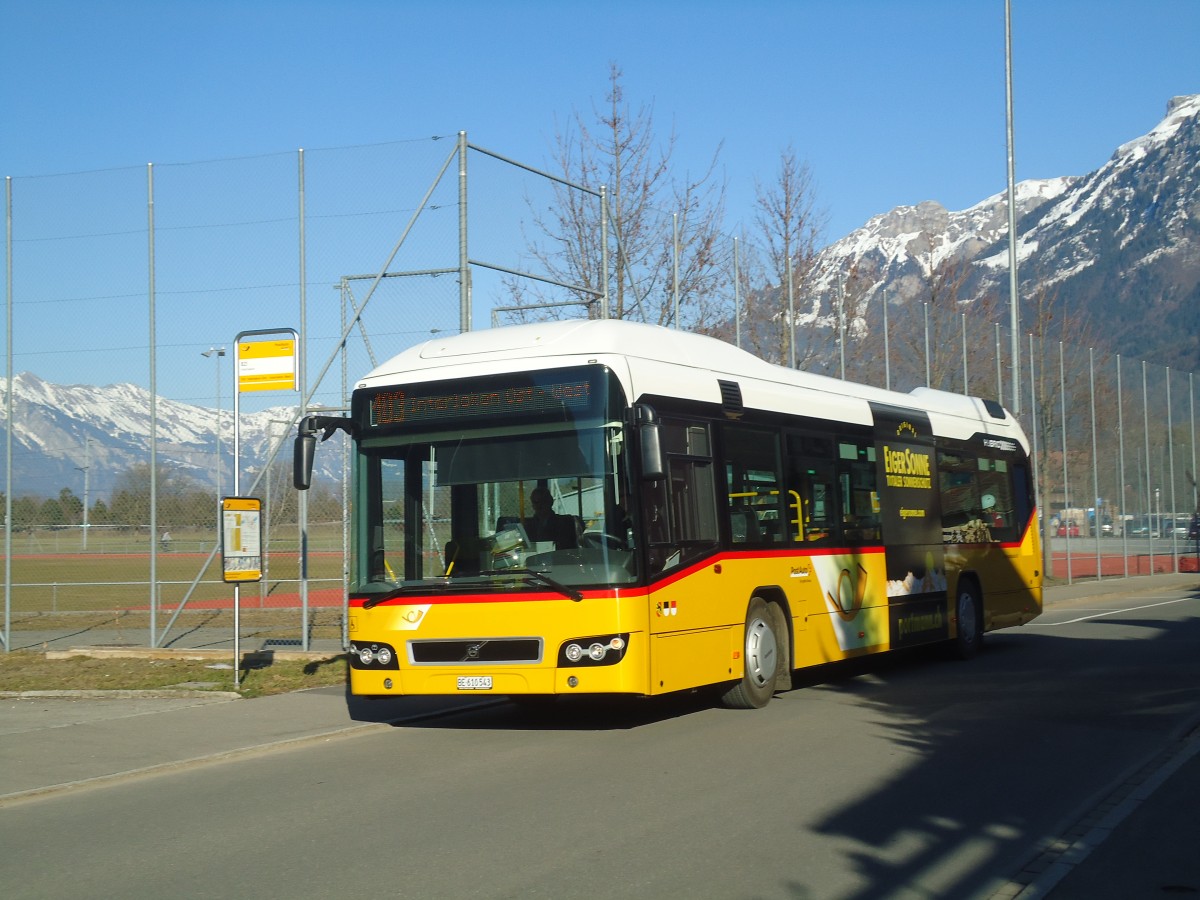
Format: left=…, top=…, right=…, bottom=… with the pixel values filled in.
left=524, top=487, right=579, bottom=549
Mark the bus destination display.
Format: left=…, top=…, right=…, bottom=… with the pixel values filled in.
left=370, top=378, right=592, bottom=427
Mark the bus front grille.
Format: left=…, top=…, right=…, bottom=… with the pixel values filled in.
left=408, top=638, right=543, bottom=665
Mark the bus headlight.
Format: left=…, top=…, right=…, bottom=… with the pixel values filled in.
left=349, top=641, right=400, bottom=670
left=558, top=634, right=630, bottom=668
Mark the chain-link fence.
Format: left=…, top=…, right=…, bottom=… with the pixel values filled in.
left=3, top=136, right=1198, bottom=653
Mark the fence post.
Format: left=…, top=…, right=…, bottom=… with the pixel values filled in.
left=1060, top=342, right=1072, bottom=583
left=1117, top=355, right=1129, bottom=577
left=1168, top=367, right=1178, bottom=569
left=600, top=185, right=610, bottom=320
left=4, top=176, right=13, bottom=652
left=733, top=237, right=741, bottom=349
left=458, top=131, right=470, bottom=332
left=1090, top=348, right=1101, bottom=579
left=147, top=162, right=160, bottom=647
left=1144, top=360, right=1155, bottom=574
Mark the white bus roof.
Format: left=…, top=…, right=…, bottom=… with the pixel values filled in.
left=356, top=318, right=1027, bottom=449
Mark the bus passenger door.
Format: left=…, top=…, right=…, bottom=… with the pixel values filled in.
left=870, top=405, right=950, bottom=651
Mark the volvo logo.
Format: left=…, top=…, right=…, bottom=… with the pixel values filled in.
left=465, top=643, right=482, bottom=660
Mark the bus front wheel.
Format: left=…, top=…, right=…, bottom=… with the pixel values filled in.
left=952, top=580, right=983, bottom=660
left=722, top=597, right=781, bottom=709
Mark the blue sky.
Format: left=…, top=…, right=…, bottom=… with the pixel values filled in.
left=3, top=0, right=1197, bottom=241
left=0, top=0, right=1197, bottom=408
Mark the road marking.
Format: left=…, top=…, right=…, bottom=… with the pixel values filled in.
left=1035, top=596, right=1194, bottom=626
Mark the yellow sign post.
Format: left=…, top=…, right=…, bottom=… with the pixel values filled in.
left=229, top=328, right=300, bottom=671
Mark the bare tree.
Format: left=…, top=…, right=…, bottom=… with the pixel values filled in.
left=738, top=145, right=827, bottom=365
left=511, top=64, right=728, bottom=329
left=836, top=259, right=885, bottom=384
left=879, top=244, right=984, bottom=392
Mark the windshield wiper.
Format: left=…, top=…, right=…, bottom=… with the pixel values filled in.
left=362, top=582, right=442, bottom=610
left=361, top=568, right=583, bottom=608
left=480, top=568, right=584, bottom=601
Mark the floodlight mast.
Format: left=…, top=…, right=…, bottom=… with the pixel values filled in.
left=1004, top=0, right=1021, bottom=415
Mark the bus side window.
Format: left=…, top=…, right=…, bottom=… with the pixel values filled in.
left=978, top=457, right=1016, bottom=542
left=939, top=450, right=981, bottom=542
left=669, top=457, right=718, bottom=544
left=723, top=425, right=784, bottom=546
left=837, top=438, right=881, bottom=544
left=939, top=448, right=1023, bottom=544
left=786, top=433, right=837, bottom=545
left=644, top=419, right=719, bottom=572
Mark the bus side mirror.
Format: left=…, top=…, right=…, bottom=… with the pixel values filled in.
left=294, top=430, right=317, bottom=491
left=293, top=414, right=357, bottom=491
left=636, top=404, right=664, bottom=481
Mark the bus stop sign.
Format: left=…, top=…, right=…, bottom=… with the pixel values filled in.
left=221, top=496, right=263, bottom=583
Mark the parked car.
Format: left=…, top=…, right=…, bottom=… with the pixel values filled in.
left=1057, top=520, right=1080, bottom=538
left=1129, top=519, right=1160, bottom=538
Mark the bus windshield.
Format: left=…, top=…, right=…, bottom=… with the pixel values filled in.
left=354, top=367, right=636, bottom=597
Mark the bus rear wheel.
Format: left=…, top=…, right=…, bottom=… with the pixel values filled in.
left=722, top=597, right=781, bottom=709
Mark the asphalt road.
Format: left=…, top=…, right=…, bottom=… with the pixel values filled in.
left=3, top=582, right=1200, bottom=900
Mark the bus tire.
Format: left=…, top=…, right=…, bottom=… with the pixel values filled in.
left=952, top=579, right=983, bottom=660
left=722, top=597, right=781, bottom=709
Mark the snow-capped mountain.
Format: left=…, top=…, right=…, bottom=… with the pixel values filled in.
left=5, top=96, right=1198, bottom=500
left=805, top=94, right=1200, bottom=369
left=0, top=372, right=339, bottom=500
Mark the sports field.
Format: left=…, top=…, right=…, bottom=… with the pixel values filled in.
left=2, top=522, right=351, bottom=652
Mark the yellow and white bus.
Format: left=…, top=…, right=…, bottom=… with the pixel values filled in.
left=295, top=319, right=1042, bottom=708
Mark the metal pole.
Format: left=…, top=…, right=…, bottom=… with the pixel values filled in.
left=1168, top=367, right=1178, bottom=567
left=1031, top=333, right=1049, bottom=580
left=1060, top=342, right=1071, bottom=583
left=600, top=185, right=609, bottom=320
left=1005, top=0, right=1021, bottom=414
left=1192, top=372, right=1198, bottom=512
left=78, top=439, right=90, bottom=551
left=733, top=237, right=741, bottom=349
left=263, top=431, right=270, bottom=609
left=1192, top=371, right=1198, bottom=562
left=233, top=348, right=241, bottom=684
left=996, top=322, right=1003, bottom=401
left=298, top=149, right=310, bottom=651
left=201, top=348, right=226, bottom=494
left=1090, top=348, right=1101, bottom=579
left=838, top=275, right=845, bottom=380
left=786, top=257, right=795, bottom=368
left=962, top=312, right=969, bottom=395
left=1117, top=356, right=1129, bottom=577
left=3, top=177, right=12, bottom=651
left=216, top=357, right=222, bottom=494
left=672, top=213, right=679, bottom=329
left=883, top=288, right=891, bottom=390
left=148, top=163, right=159, bottom=646
left=458, top=132, right=470, bottom=332
left=340, top=290, right=350, bottom=650
left=1144, top=360, right=1155, bottom=574
left=923, top=302, right=931, bottom=387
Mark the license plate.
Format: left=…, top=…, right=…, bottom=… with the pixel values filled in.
left=457, top=675, right=493, bottom=691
